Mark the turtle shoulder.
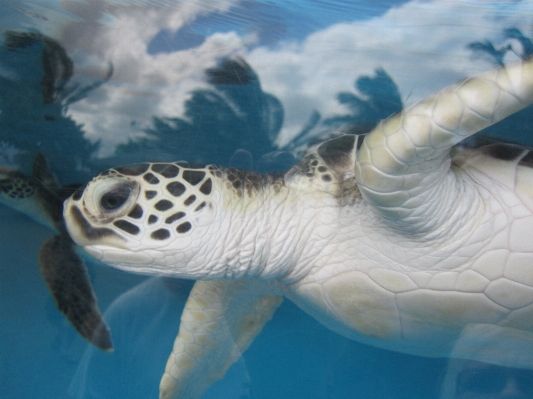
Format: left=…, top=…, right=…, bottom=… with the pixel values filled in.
left=285, top=134, right=362, bottom=203
left=452, top=142, right=533, bottom=213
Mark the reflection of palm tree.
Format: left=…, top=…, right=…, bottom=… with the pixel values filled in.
left=0, top=32, right=103, bottom=181
left=466, top=28, right=533, bottom=146
left=323, top=68, right=403, bottom=135
left=467, top=40, right=511, bottom=66
left=285, top=69, right=403, bottom=153
left=467, top=28, right=533, bottom=66
left=504, top=28, right=533, bottom=58
left=117, top=58, right=283, bottom=167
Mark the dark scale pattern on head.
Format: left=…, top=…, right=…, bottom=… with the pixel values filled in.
left=0, top=174, right=31, bottom=198
left=292, top=154, right=336, bottom=186
left=167, top=182, right=186, bottom=197
left=220, top=168, right=285, bottom=199
left=128, top=204, right=143, bottom=219
left=165, top=212, right=186, bottom=224
left=195, top=202, right=206, bottom=212
left=151, top=228, right=170, bottom=240
left=155, top=199, right=173, bottom=211
left=210, top=169, right=223, bottom=179
left=148, top=215, right=158, bottom=224
left=184, top=195, right=196, bottom=206
left=13, top=187, right=25, bottom=198
left=287, top=144, right=360, bottom=202
left=72, top=183, right=87, bottom=201
left=143, top=173, right=160, bottom=185
left=145, top=190, right=158, bottom=200
left=113, top=220, right=140, bottom=235
left=176, top=222, right=192, bottom=234
left=199, top=179, right=212, bottom=195
left=183, top=170, right=206, bottom=186
left=115, top=163, right=150, bottom=176
left=151, top=164, right=180, bottom=178
left=9, top=188, right=19, bottom=198
left=226, top=169, right=240, bottom=182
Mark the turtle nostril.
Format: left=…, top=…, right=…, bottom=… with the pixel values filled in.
left=100, top=186, right=132, bottom=210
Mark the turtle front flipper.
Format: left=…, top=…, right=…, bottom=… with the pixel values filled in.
left=160, top=279, right=282, bottom=399
left=39, top=233, right=113, bottom=351
left=355, top=56, right=533, bottom=227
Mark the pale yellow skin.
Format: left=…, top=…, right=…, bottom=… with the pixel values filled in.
left=63, top=57, right=533, bottom=399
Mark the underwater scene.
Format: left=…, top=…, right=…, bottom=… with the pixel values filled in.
left=1, top=1, right=533, bottom=398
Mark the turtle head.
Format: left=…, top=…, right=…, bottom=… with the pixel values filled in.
left=63, top=162, right=221, bottom=278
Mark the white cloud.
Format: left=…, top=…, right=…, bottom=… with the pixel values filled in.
left=54, top=1, right=249, bottom=156
left=36, top=0, right=533, bottom=156
left=247, top=0, right=533, bottom=145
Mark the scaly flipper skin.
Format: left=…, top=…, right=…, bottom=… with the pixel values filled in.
left=39, top=234, right=113, bottom=350
left=0, top=154, right=112, bottom=350
left=355, top=56, right=533, bottom=227
left=160, top=280, right=282, bottom=399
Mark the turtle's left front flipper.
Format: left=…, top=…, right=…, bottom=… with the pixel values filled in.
left=39, top=234, right=113, bottom=351
left=160, top=279, right=283, bottom=399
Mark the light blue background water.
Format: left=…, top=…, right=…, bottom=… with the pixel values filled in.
left=1, top=1, right=532, bottom=398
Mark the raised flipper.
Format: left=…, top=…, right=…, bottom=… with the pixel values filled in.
left=0, top=153, right=112, bottom=350
left=160, top=279, right=283, bottom=399
left=355, top=56, right=533, bottom=227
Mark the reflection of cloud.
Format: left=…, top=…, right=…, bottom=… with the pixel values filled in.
left=248, top=0, right=533, bottom=146
left=67, top=30, right=250, bottom=156
left=27, top=0, right=533, bottom=156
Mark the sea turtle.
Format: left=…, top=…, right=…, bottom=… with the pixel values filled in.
left=63, top=57, right=533, bottom=399
left=0, top=154, right=112, bottom=350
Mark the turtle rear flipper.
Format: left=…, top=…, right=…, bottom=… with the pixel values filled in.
left=39, top=233, right=113, bottom=351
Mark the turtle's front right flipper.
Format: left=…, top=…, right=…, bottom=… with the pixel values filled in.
left=355, top=56, right=533, bottom=227
left=160, top=279, right=283, bottom=399
left=39, top=233, right=113, bottom=351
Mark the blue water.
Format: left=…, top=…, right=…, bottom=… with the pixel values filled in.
left=1, top=1, right=533, bottom=398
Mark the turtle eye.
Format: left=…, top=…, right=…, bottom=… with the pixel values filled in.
left=85, top=178, right=140, bottom=223
left=100, top=186, right=131, bottom=210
